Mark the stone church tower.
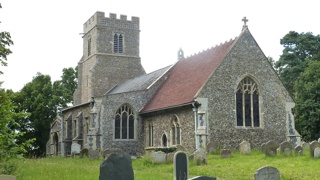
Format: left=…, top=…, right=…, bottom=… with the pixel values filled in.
left=73, top=12, right=146, bottom=105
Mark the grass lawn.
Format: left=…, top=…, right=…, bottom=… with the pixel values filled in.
left=13, top=150, right=320, bottom=180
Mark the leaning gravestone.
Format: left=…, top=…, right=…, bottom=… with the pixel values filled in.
left=206, top=141, right=220, bottom=154
left=279, top=141, right=292, bottom=155
left=239, top=141, right=251, bottom=155
left=194, top=148, right=207, bottom=165
left=89, top=149, right=100, bottom=159
left=220, top=149, right=231, bottom=158
left=80, top=148, right=89, bottom=158
left=309, top=141, right=320, bottom=158
left=166, top=152, right=175, bottom=163
left=294, top=145, right=303, bottom=155
left=301, top=142, right=309, bottom=149
left=99, top=152, right=133, bottom=180
left=174, top=151, right=188, bottom=180
left=254, top=166, right=280, bottom=180
left=265, top=141, right=278, bottom=156
left=71, top=143, right=81, bottom=155
left=150, top=151, right=166, bottom=164
left=314, top=147, right=320, bottom=158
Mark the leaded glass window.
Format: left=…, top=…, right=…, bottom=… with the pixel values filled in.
left=236, top=77, right=260, bottom=127
left=113, top=33, right=124, bottom=53
left=114, top=104, right=135, bottom=139
left=171, top=116, right=181, bottom=145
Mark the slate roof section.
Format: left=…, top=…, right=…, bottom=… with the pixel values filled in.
left=141, top=38, right=236, bottom=113
left=108, top=65, right=171, bottom=95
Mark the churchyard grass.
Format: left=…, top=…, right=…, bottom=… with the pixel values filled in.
left=13, top=149, right=319, bottom=180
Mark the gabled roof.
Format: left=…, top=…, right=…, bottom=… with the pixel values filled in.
left=141, top=38, right=236, bottom=113
left=107, top=65, right=171, bottom=95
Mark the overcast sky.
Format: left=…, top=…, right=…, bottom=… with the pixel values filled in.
left=1, top=0, right=320, bottom=92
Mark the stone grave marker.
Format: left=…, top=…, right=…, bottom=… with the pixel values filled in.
left=176, top=144, right=185, bottom=152
left=206, top=141, right=220, bottom=154
left=294, top=145, right=303, bottom=155
left=150, top=151, right=166, bottom=164
left=279, top=141, right=292, bottom=155
left=80, top=148, right=89, bottom=158
left=309, top=141, right=320, bottom=157
left=314, top=147, right=320, bottom=158
left=71, top=143, right=81, bottom=155
left=166, top=152, right=175, bottom=163
left=220, top=149, right=231, bottom=158
left=261, top=143, right=266, bottom=153
left=194, top=148, right=207, bottom=165
left=89, top=149, right=100, bottom=159
left=301, top=142, right=309, bottom=149
left=174, top=151, right=188, bottom=180
left=188, top=176, right=216, bottom=180
left=239, top=141, right=251, bottom=155
left=254, top=166, right=280, bottom=180
left=318, top=138, right=320, bottom=143
left=99, top=152, right=133, bottom=180
left=265, top=141, right=278, bottom=156
left=102, top=148, right=122, bottom=159
left=0, top=175, right=16, bottom=180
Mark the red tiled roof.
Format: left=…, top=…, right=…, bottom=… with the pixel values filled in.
left=141, top=38, right=236, bottom=113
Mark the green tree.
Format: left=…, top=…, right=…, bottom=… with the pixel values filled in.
left=294, top=60, right=320, bottom=141
left=275, top=31, right=320, bottom=95
left=13, top=73, right=56, bottom=156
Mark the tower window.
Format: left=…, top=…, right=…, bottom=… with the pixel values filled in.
left=114, top=104, right=135, bottom=140
left=88, top=38, right=91, bottom=56
left=236, top=77, right=260, bottom=127
left=114, top=33, right=124, bottom=53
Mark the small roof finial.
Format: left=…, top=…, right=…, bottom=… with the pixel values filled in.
left=242, top=17, right=248, bottom=30
left=178, top=48, right=184, bottom=60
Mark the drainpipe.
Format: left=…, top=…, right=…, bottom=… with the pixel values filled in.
left=192, top=101, right=200, bottom=149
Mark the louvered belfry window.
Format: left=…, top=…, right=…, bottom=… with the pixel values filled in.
left=236, top=77, right=260, bottom=127
left=114, top=33, right=124, bottom=53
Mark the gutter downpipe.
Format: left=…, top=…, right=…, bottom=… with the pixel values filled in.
left=192, top=101, right=200, bottom=150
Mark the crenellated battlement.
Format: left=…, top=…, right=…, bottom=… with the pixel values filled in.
left=83, top=12, right=139, bottom=34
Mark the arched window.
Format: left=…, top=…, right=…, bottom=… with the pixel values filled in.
left=171, top=116, right=181, bottom=145
left=113, top=33, right=124, bottom=53
left=115, top=104, right=135, bottom=139
left=147, top=121, right=154, bottom=147
left=236, top=77, right=260, bottom=127
left=162, top=134, right=167, bottom=147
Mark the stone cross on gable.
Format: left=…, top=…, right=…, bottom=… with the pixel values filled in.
left=242, top=17, right=248, bottom=30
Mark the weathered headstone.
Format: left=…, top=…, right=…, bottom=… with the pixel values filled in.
left=0, top=175, right=16, bottom=180
left=206, top=141, right=220, bottom=154
left=309, top=141, right=320, bottom=158
left=71, top=143, right=81, bottom=154
left=261, top=143, right=266, bottom=153
left=318, top=138, right=320, bottom=143
left=314, top=147, right=320, bottom=158
left=239, top=141, right=251, bottom=155
left=265, top=141, right=278, bottom=156
left=150, top=151, right=166, bottom=164
left=294, top=145, right=303, bottom=155
left=301, top=142, right=309, bottom=149
left=279, top=141, right=292, bottom=155
left=102, top=148, right=122, bottom=159
left=220, top=149, right=231, bottom=158
left=194, top=148, right=207, bottom=165
left=89, top=149, right=100, bottom=159
left=176, top=144, right=185, bottom=152
left=99, top=152, right=133, bottom=180
left=80, top=148, right=89, bottom=158
left=254, top=166, right=280, bottom=180
left=166, top=152, right=175, bottom=163
left=174, top=151, right=188, bottom=180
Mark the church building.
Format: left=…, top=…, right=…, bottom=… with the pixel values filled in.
left=47, top=12, right=300, bottom=156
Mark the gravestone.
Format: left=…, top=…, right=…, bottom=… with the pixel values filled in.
left=309, top=141, right=320, bottom=157
left=265, top=141, right=278, bottom=156
left=150, top=151, right=166, bottom=164
left=206, top=141, right=220, bottom=154
left=99, top=152, right=133, bottom=180
left=254, top=166, right=280, bottom=180
left=261, top=143, right=266, bottom=153
left=0, top=175, right=16, bottom=180
left=174, top=151, right=188, bottom=180
left=301, top=142, right=309, bottom=149
left=80, top=148, right=89, bottom=158
left=102, top=148, right=122, bottom=159
left=279, top=141, right=292, bottom=155
left=176, top=144, right=185, bottom=152
left=318, top=138, right=320, bottom=143
left=314, top=147, right=320, bottom=158
left=239, top=141, right=251, bottom=155
left=220, top=149, right=231, bottom=158
left=294, top=145, right=303, bottom=155
left=166, top=152, right=175, bottom=163
left=194, top=148, right=207, bottom=165
left=89, top=149, right=100, bottom=159
left=71, top=143, right=81, bottom=154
